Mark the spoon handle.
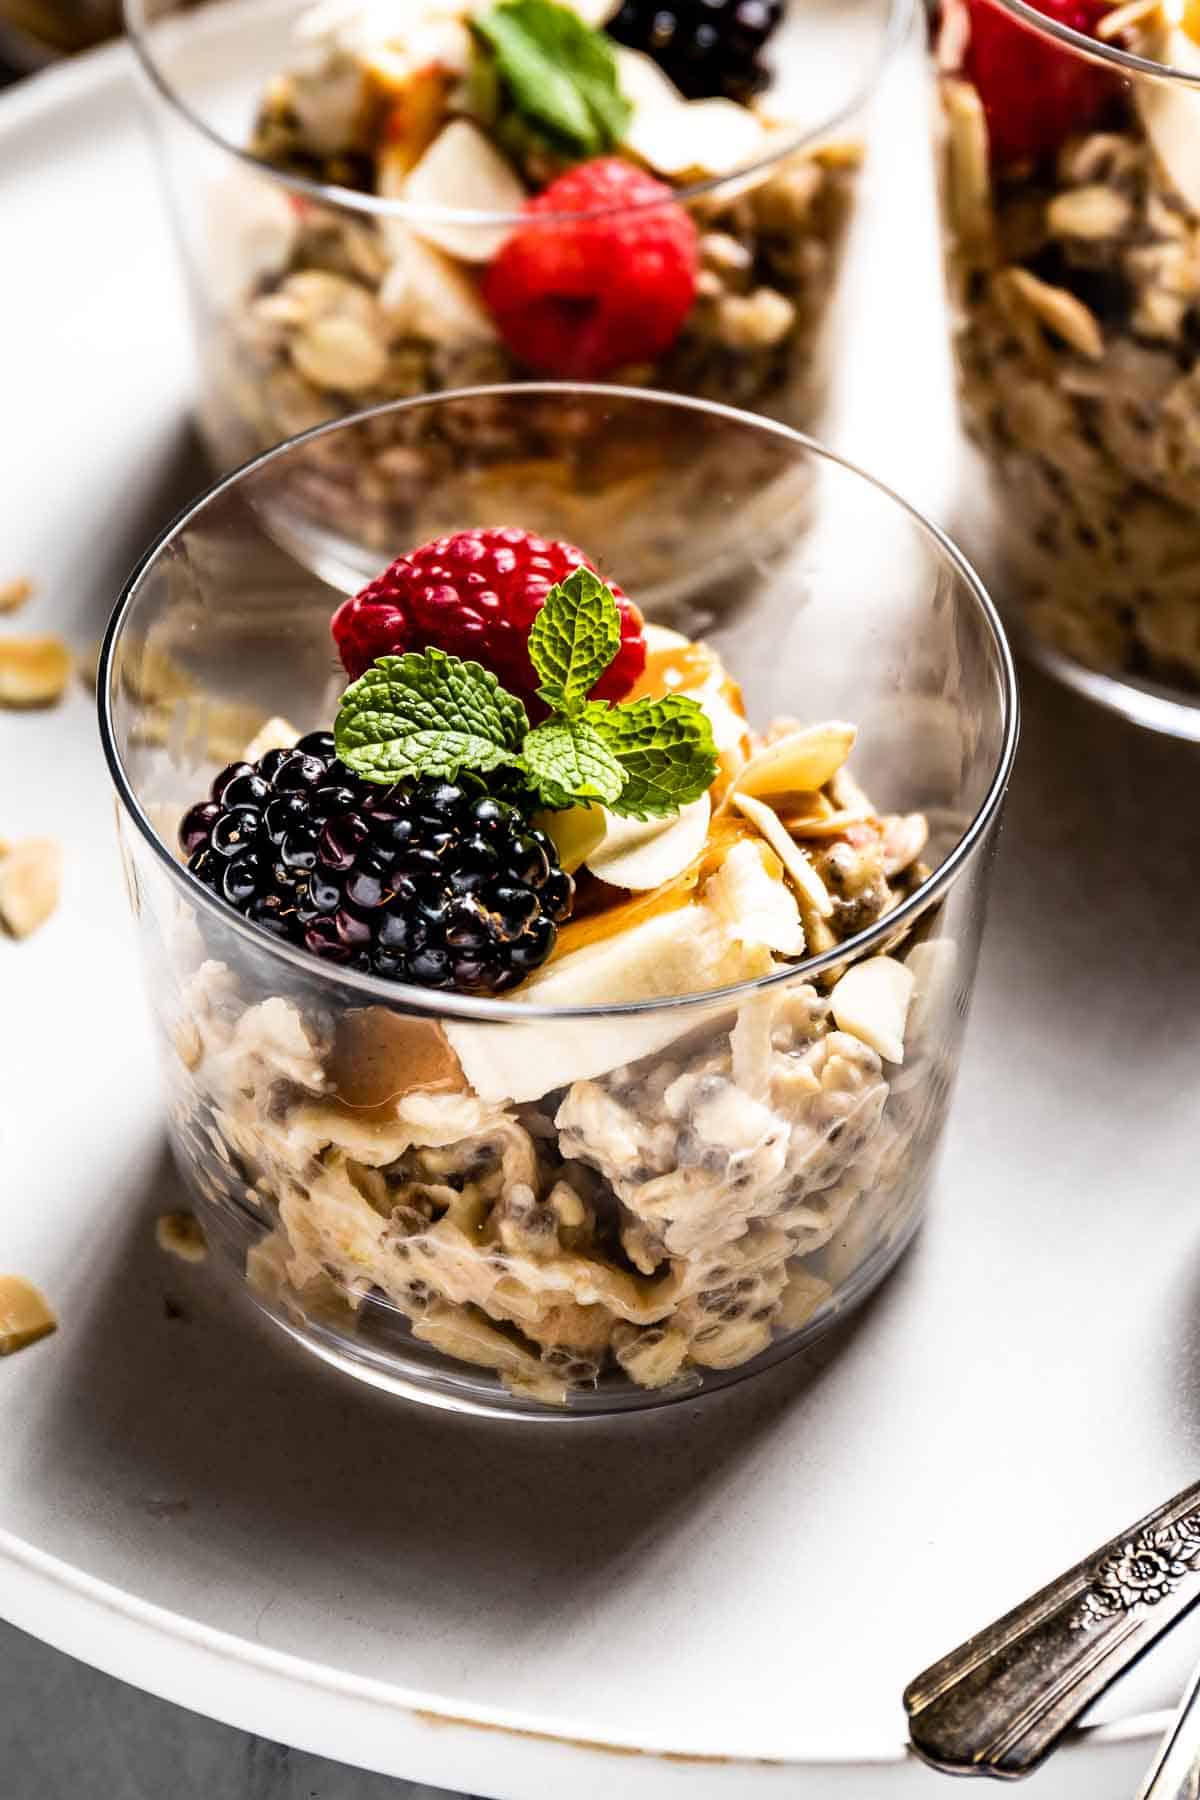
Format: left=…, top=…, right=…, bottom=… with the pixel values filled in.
left=904, top=1479, right=1200, bottom=1780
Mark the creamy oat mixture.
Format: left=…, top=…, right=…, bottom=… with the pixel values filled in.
left=202, top=0, right=859, bottom=478
left=936, top=0, right=1200, bottom=688
left=167, top=624, right=936, bottom=1404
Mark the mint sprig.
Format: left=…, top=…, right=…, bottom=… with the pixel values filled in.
left=473, top=0, right=631, bottom=159
left=522, top=716, right=625, bottom=808
left=334, top=649, right=527, bottom=782
left=528, top=566, right=621, bottom=713
left=334, top=567, right=718, bottom=821
left=589, top=696, right=720, bottom=821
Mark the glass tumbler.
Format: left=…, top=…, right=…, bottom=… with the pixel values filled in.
left=98, top=385, right=1016, bottom=1417
left=124, top=0, right=909, bottom=482
left=931, top=0, right=1200, bottom=738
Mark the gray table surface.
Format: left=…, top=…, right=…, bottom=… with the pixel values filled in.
left=0, top=1619, right=466, bottom=1799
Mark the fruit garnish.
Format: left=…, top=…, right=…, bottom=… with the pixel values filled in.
left=331, top=526, right=646, bottom=707
left=180, top=730, right=574, bottom=993
left=582, top=791, right=711, bottom=889
left=481, top=157, right=697, bottom=377
left=473, top=0, right=632, bottom=159
left=334, top=565, right=718, bottom=818
left=960, top=0, right=1119, bottom=168
left=608, top=0, right=783, bottom=105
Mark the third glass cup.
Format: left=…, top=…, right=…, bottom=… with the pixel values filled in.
left=931, top=0, right=1200, bottom=737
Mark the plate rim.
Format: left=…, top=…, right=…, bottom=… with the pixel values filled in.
left=0, top=36, right=1175, bottom=1790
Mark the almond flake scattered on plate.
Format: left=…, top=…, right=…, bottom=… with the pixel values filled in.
left=0, top=635, right=71, bottom=707
left=0, top=1275, right=57, bottom=1355
left=0, top=839, right=62, bottom=938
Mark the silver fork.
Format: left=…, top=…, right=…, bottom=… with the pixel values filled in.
left=904, top=1477, right=1200, bottom=1780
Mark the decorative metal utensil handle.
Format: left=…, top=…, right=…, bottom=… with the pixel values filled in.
left=905, top=1478, right=1200, bottom=1780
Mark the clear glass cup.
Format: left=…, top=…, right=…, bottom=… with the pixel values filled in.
left=124, top=0, right=909, bottom=486
left=98, top=384, right=1016, bottom=1417
left=930, top=0, right=1200, bottom=739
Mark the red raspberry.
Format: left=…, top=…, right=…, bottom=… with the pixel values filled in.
left=481, top=158, right=698, bottom=380
left=962, top=0, right=1119, bottom=168
left=331, top=527, right=647, bottom=711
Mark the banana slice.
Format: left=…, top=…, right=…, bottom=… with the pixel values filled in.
left=537, top=804, right=606, bottom=874
left=585, top=795, right=711, bottom=890
left=732, top=721, right=857, bottom=800
left=396, top=119, right=526, bottom=261
left=829, top=955, right=914, bottom=1065
left=445, top=904, right=773, bottom=1102
left=618, top=49, right=767, bottom=179
left=1136, top=24, right=1200, bottom=214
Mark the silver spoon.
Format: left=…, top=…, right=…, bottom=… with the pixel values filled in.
left=904, top=1477, right=1200, bottom=1779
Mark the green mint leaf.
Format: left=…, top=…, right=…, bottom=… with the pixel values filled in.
left=521, top=717, right=626, bottom=809
left=335, top=650, right=528, bottom=784
left=528, top=566, right=622, bottom=714
left=592, top=694, right=718, bottom=820
left=474, top=0, right=631, bottom=158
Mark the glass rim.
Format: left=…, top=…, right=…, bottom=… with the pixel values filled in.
left=963, top=0, right=1200, bottom=89
left=97, top=380, right=1019, bottom=1026
left=121, top=0, right=915, bottom=226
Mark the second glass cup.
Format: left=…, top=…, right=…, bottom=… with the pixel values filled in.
left=931, top=0, right=1200, bottom=737
left=126, top=0, right=908, bottom=486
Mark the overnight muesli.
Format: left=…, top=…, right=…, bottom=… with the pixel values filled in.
left=934, top=0, right=1200, bottom=691
left=202, top=0, right=861, bottom=471
left=159, top=523, right=944, bottom=1405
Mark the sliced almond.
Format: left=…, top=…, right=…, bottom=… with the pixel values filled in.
left=732, top=722, right=856, bottom=802
left=242, top=715, right=300, bottom=762
left=0, top=578, right=33, bottom=614
left=1000, top=268, right=1104, bottom=360
left=0, top=1276, right=57, bottom=1354
left=731, top=791, right=833, bottom=919
left=829, top=955, right=915, bottom=1065
left=155, top=1211, right=209, bottom=1264
left=585, top=794, right=711, bottom=891
left=0, top=839, right=61, bottom=938
left=537, top=803, right=607, bottom=874
left=881, top=811, right=929, bottom=877
left=0, top=635, right=71, bottom=707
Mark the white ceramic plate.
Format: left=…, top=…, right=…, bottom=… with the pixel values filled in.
left=3, top=29, right=1200, bottom=1800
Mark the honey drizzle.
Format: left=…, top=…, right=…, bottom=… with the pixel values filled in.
left=547, top=635, right=758, bottom=962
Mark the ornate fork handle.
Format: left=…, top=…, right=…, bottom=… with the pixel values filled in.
left=904, top=1479, right=1200, bottom=1779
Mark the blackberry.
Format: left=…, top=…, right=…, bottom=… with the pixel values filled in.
left=180, top=732, right=574, bottom=996
left=607, top=0, right=784, bottom=104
